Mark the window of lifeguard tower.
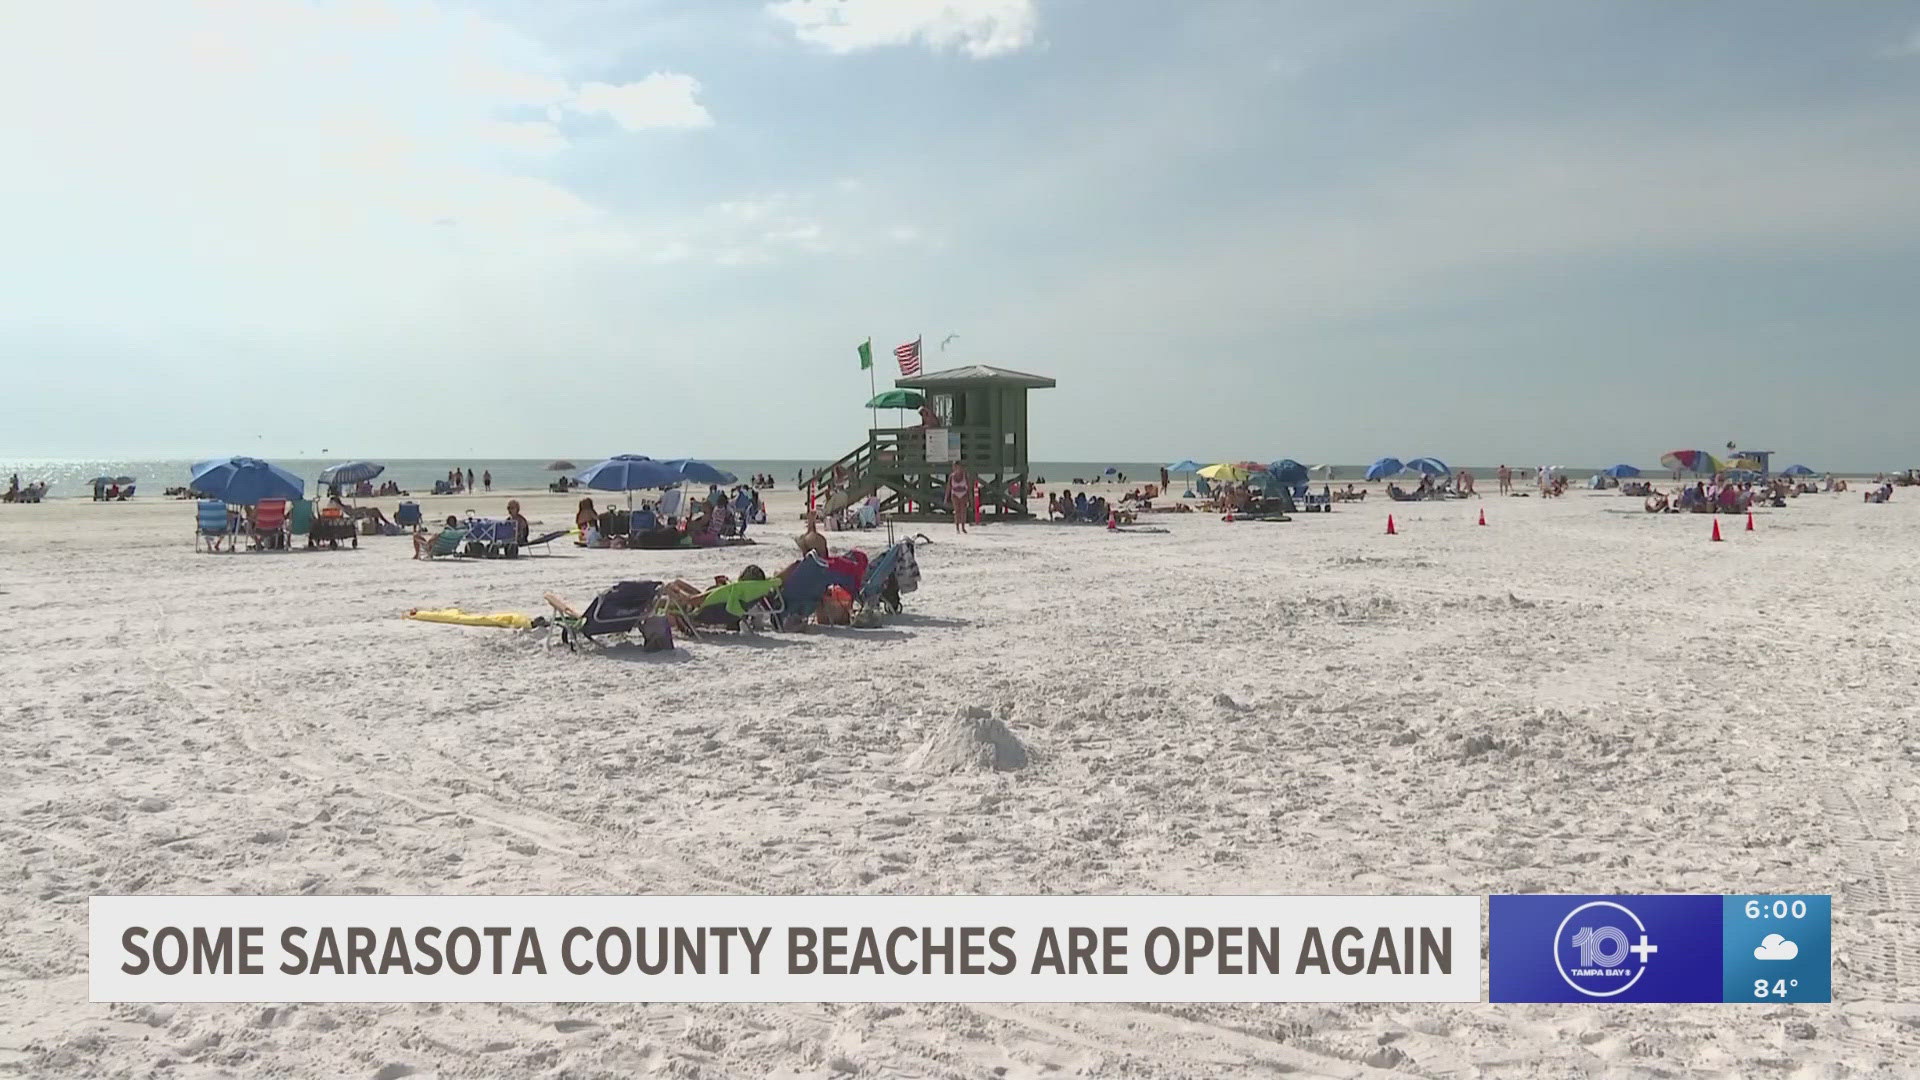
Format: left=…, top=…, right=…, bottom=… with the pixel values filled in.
left=931, top=391, right=981, bottom=427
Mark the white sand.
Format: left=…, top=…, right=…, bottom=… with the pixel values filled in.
left=2, top=484, right=1916, bottom=1077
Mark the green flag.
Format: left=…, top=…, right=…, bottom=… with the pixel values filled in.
left=857, top=338, right=872, bottom=370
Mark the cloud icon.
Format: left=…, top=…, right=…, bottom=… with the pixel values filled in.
left=1754, top=934, right=1799, bottom=961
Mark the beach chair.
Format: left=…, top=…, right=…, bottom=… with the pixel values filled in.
left=544, top=581, right=667, bottom=650
left=250, top=498, right=289, bottom=550
left=854, top=542, right=907, bottom=623
left=522, top=529, right=568, bottom=555
left=680, top=578, right=784, bottom=635
left=394, top=501, right=422, bottom=531
left=777, top=554, right=832, bottom=629
left=420, top=526, right=468, bottom=559
left=195, top=500, right=234, bottom=552
left=287, top=499, right=315, bottom=543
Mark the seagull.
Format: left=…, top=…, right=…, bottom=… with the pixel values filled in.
left=940, top=333, right=960, bottom=351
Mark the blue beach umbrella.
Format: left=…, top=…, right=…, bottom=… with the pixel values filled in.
left=317, top=461, right=385, bottom=486
left=1268, top=459, right=1310, bottom=485
left=1364, top=457, right=1404, bottom=481
left=189, top=457, right=305, bottom=505
left=576, top=454, right=677, bottom=492
left=1600, top=463, right=1642, bottom=478
left=659, top=458, right=738, bottom=486
left=1403, top=457, right=1450, bottom=477
left=1780, top=464, right=1816, bottom=477
left=1167, top=459, right=1202, bottom=473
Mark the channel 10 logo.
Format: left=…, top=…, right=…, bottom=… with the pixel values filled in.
left=1490, top=894, right=1723, bottom=1003
left=1554, top=900, right=1659, bottom=997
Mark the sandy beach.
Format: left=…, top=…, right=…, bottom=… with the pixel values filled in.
left=1, top=483, right=1914, bottom=1077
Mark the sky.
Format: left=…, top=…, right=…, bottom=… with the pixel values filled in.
left=4, top=0, right=1919, bottom=467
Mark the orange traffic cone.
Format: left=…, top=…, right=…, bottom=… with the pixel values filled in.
left=1107, top=510, right=1118, bottom=531
left=1477, top=508, right=1486, bottom=526
left=1746, top=511, right=1754, bottom=532
left=1386, top=514, right=1397, bottom=535
left=1224, top=509, right=1234, bottom=522
left=1711, top=518, right=1723, bottom=542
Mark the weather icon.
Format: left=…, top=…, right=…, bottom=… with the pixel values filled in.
left=1754, top=934, right=1800, bottom=961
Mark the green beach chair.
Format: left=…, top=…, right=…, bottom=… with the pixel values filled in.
left=421, top=527, right=468, bottom=559
left=288, top=499, right=315, bottom=545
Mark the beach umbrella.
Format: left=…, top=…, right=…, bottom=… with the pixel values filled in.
left=88, top=475, right=135, bottom=485
left=1780, top=464, right=1816, bottom=477
left=1364, top=457, right=1403, bottom=481
left=575, top=454, right=680, bottom=509
left=1404, top=457, right=1450, bottom=477
left=1660, top=449, right=1722, bottom=474
left=317, top=461, right=385, bottom=486
left=658, top=458, right=738, bottom=486
left=1167, top=459, right=1202, bottom=473
left=1268, top=459, right=1310, bottom=485
left=1599, top=464, right=1642, bottom=478
left=1197, top=462, right=1250, bottom=481
left=189, top=456, right=304, bottom=506
left=864, top=389, right=925, bottom=410
left=546, top=459, right=576, bottom=472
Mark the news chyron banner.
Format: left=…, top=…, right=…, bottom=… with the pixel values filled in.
left=1490, top=894, right=1831, bottom=1003
left=92, top=895, right=1479, bottom=1003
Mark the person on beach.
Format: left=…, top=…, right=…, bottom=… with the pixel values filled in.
left=1497, top=464, right=1511, bottom=495
left=414, top=515, right=459, bottom=558
left=574, top=497, right=599, bottom=544
left=483, top=470, right=491, bottom=493
left=948, top=465, right=972, bottom=533
left=504, top=499, right=529, bottom=544
left=798, top=514, right=828, bottom=560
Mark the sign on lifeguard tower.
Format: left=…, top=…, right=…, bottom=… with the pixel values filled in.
left=926, top=429, right=958, bottom=464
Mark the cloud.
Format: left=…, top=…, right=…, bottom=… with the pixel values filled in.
left=570, top=73, right=713, bottom=130
left=767, top=0, right=1037, bottom=58
left=1754, top=934, right=1799, bottom=961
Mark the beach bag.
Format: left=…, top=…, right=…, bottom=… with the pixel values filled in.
left=640, top=615, right=673, bottom=652
left=818, top=586, right=853, bottom=625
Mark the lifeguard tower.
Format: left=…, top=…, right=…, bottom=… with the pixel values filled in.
left=811, top=364, right=1055, bottom=520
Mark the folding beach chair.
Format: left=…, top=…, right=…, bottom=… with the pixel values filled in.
left=545, top=581, right=668, bottom=650
left=776, top=553, right=832, bottom=629
left=678, top=579, right=784, bottom=635
left=854, top=542, right=907, bottom=623
left=287, top=499, right=316, bottom=542
left=394, top=501, right=422, bottom=531
left=522, top=529, right=568, bottom=555
left=420, top=527, right=468, bottom=559
left=250, top=498, right=289, bottom=550
left=195, top=500, right=234, bottom=552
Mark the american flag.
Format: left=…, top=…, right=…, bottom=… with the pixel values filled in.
left=894, top=337, right=922, bottom=376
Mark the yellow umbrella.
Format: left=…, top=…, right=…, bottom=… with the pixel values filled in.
left=1198, top=463, right=1251, bottom=481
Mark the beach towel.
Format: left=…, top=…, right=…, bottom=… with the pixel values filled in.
left=406, top=608, right=534, bottom=630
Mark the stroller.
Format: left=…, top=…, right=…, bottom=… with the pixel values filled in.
left=544, top=580, right=670, bottom=650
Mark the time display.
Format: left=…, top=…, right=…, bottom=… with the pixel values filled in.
left=1743, top=899, right=1809, bottom=920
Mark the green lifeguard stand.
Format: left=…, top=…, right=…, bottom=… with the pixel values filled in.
left=812, top=364, right=1056, bottom=520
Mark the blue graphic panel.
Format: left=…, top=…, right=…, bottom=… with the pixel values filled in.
left=1490, top=895, right=1723, bottom=1002
left=1720, top=895, right=1831, bottom=1003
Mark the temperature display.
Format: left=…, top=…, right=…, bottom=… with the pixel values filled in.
left=1722, top=895, right=1830, bottom=1003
